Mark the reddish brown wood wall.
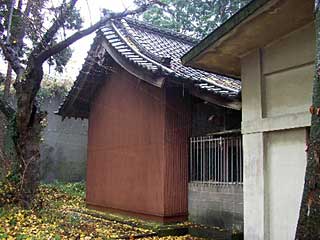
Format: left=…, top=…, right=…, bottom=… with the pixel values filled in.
left=164, top=87, right=191, bottom=217
left=86, top=64, right=191, bottom=221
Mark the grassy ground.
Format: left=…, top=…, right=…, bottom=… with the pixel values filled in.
left=0, top=182, right=203, bottom=240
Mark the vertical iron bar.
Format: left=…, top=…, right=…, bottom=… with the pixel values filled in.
left=197, top=137, right=200, bottom=181
left=235, top=137, right=237, bottom=183
left=217, top=138, right=220, bottom=183
left=196, top=137, right=198, bottom=181
left=204, top=137, right=206, bottom=182
left=214, top=139, right=218, bottom=182
left=225, top=138, right=227, bottom=183
left=237, top=137, right=239, bottom=183
left=210, top=137, right=213, bottom=181
left=222, top=137, right=224, bottom=183
left=226, top=137, right=229, bottom=183
left=210, top=138, right=212, bottom=181
left=224, top=137, right=226, bottom=183
left=200, top=137, right=202, bottom=182
left=190, top=138, right=191, bottom=181
left=190, top=138, right=193, bottom=182
left=222, top=137, right=225, bottom=183
left=220, top=137, right=223, bottom=183
left=190, top=138, right=192, bottom=182
left=208, top=137, right=211, bottom=182
left=231, top=137, right=234, bottom=183
left=240, top=136, right=243, bottom=183
left=210, top=137, right=214, bottom=182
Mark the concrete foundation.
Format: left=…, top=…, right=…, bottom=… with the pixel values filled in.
left=188, top=183, right=243, bottom=231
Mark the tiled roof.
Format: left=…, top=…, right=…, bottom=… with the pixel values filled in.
left=57, top=18, right=241, bottom=118
left=103, top=18, right=241, bottom=95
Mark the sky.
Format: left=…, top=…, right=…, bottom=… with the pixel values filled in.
left=52, top=0, right=136, bottom=80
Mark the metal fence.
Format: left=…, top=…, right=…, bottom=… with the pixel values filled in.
left=189, top=134, right=243, bottom=184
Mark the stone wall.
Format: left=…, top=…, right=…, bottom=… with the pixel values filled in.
left=40, top=95, right=88, bottom=182
left=188, top=183, right=243, bottom=231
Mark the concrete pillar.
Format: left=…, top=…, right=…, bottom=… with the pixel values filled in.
left=241, top=49, right=266, bottom=240
left=243, top=133, right=266, bottom=240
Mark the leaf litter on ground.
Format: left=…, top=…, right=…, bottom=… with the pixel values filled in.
left=0, top=182, right=205, bottom=240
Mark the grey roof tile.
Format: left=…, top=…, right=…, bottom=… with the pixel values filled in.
left=106, top=18, right=241, bottom=96
left=57, top=18, right=241, bottom=117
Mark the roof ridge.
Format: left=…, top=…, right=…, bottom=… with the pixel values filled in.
left=121, top=17, right=199, bottom=45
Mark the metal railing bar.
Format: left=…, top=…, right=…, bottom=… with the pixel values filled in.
left=189, top=134, right=243, bottom=184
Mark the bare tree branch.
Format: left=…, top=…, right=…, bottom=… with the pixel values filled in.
left=36, top=1, right=157, bottom=63
left=0, top=0, right=32, bottom=77
left=23, top=0, right=32, bottom=17
left=6, top=0, right=16, bottom=42
left=31, top=0, right=79, bottom=57
left=16, top=0, right=33, bottom=43
left=0, top=39, right=24, bottom=75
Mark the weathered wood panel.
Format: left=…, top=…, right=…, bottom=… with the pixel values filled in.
left=164, top=87, right=191, bottom=217
left=86, top=64, right=190, bottom=221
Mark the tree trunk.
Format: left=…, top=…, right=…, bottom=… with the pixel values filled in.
left=15, top=121, right=41, bottom=207
left=295, top=2, right=320, bottom=239
left=4, top=63, right=12, bottom=100
left=13, top=66, right=45, bottom=207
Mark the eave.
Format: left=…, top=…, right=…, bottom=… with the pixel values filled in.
left=58, top=18, right=244, bottom=119
left=182, top=0, right=314, bottom=78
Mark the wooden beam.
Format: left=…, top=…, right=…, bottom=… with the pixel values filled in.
left=60, top=41, right=106, bottom=117
left=190, top=88, right=241, bottom=110
left=100, top=39, right=165, bottom=88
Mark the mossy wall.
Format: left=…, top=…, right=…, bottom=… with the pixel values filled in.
left=39, top=95, right=88, bottom=182
left=0, top=94, right=88, bottom=182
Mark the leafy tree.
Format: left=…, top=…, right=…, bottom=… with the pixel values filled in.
left=138, top=0, right=251, bottom=39
left=0, top=0, right=82, bottom=73
left=0, top=0, right=158, bottom=207
left=295, top=1, right=320, bottom=239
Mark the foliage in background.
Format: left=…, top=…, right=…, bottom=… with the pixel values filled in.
left=0, top=74, right=72, bottom=101
left=137, top=0, right=251, bottom=39
left=37, top=75, right=73, bottom=103
left=0, top=0, right=83, bottom=72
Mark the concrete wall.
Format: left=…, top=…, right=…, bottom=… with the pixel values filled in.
left=189, top=183, right=243, bottom=231
left=265, top=129, right=307, bottom=240
left=40, top=95, right=88, bottom=182
left=241, top=22, right=313, bottom=240
left=0, top=95, right=88, bottom=183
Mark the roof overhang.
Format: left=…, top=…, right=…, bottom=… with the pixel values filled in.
left=58, top=18, right=246, bottom=119
left=182, top=0, right=314, bottom=78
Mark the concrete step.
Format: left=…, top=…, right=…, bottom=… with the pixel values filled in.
left=69, top=207, right=243, bottom=239
left=189, top=226, right=243, bottom=240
